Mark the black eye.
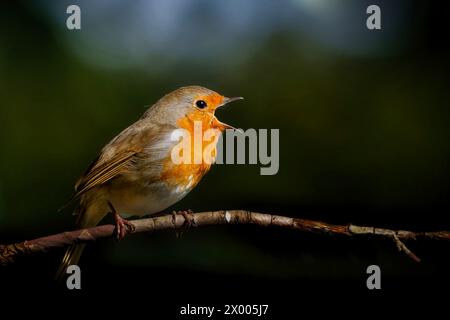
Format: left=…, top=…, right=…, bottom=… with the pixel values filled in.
left=195, top=100, right=207, bottom=109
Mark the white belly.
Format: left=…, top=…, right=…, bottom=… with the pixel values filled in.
left=107, top=181, right=192, bottom=217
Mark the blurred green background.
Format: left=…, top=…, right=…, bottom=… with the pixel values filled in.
left=1, top=0, right=449, bottom=294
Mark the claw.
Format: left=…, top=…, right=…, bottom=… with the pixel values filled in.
left=172, top=210, right=196, bottom=238
left=108, top=201, right=135, bottom=240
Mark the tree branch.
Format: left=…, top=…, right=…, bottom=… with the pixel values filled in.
left=1, top=210, right=449, bottom=266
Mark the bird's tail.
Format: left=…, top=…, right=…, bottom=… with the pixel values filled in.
left=55, top=201, right=107, bottom=282
left=55, top=243, right=86, bottom=281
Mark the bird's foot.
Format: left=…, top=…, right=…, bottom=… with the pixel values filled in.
left=108, top=202, right=135, bottom=240
left=114, top=214, right=136, bottom=240
left=172, top=209, right=197, bottom=238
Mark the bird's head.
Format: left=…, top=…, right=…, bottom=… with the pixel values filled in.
left=149, top=85, right=243, bottom=131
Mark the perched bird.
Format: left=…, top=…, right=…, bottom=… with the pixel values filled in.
left=57, top=86, right=243, bottom=278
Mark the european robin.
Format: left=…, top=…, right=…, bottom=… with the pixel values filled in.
left=57, top=86, right=243, bottom=278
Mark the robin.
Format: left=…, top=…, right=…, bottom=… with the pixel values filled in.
left=57, top=86, right=243, bottom=278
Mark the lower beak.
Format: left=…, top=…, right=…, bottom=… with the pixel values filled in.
left=212, top=117, right=238, bottom=131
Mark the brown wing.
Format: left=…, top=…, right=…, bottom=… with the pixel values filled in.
left=58, top=149, right=138, bottom=213
left=73, top=149, right=138, bottom=199
left=65, top=120, right=175, bottom=206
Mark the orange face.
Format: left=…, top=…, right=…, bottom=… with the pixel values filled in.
left=195, top=92, right=225, bottom=112
left=160, top=91, right=242, bottom=192
left=180, top=92, right=231, bottom=130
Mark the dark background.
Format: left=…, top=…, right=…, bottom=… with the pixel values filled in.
left=1, top=0, right=449, bottom=315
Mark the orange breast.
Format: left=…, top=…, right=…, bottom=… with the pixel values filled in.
left=160, top=110, right=222, bottom=191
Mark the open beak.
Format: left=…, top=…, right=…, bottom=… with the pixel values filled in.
left=213, top=96, right=244, bottom=131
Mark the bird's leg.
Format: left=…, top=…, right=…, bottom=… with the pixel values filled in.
left=171, top=209, right=197, bottom=238
left=107, top=201, right=136, bottom=240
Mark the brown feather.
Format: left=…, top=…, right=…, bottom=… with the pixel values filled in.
left=73, top=150, right=138, bottom=198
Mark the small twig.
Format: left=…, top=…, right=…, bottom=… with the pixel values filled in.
left=393, top=234, right=421, bottom=262
left=1, top=210, right=449, bottom=266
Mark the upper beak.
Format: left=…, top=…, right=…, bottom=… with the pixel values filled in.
left=221, top=96, right=244, bottom=106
